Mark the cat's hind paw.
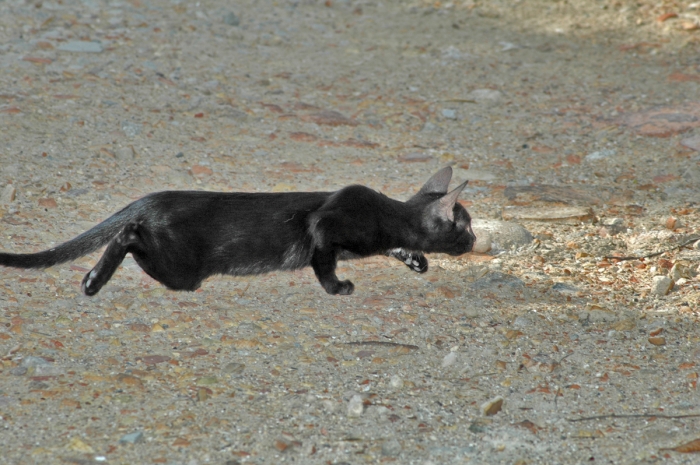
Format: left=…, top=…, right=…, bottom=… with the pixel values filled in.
left=81, top=269, right=102, bottom=296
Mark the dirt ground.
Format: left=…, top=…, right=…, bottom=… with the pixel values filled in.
left=2, top=0, right=700, bottom=463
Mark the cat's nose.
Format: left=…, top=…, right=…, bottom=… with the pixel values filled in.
left=466, top=224, right=476, bottom=241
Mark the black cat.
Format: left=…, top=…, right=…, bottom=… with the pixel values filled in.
left=0, top=167, right=475, bottom=296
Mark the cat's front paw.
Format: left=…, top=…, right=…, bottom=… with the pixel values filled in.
left=406, top=254, right=429, bottom=273
left=323, top=279, right=355, bottom=295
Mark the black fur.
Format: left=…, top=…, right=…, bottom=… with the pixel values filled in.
left=0, top=167, right=475, bottom=296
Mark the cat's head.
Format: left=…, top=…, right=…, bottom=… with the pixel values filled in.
left=410, top=167, right=476, bottom=256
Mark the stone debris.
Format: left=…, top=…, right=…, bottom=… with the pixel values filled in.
left=502, top=206, right=595, bottom=223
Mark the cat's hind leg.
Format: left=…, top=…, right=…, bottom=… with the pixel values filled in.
left=81, top=223, right=142, bottom=296
left=387, top=248, right=429, bottom=273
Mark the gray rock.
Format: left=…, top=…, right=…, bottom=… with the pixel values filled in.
left=471, top=219, right=533, bottom=253
left=552, top=282, right=579, bottom=294
left=585, top=149, right=616, bottom=161
left=33, top=364, right=65, bottom=377
left=441, top=351, right=457, bottom=367
left=20, top=356, right=50, bottom=368
left=121, top=121, right=141, bottom=138
left=469, top=89, right=502, bottom=104
left=463, top=306, right=484, bottom=318
left=580, top=308, right=618, bottom=323
left=512, top=315, right=532, bottom=328
left=1, top=184, right=16, bottom=204
left=222, top=362, right=245, bottom=375
left=321, top=399, right=336, bottom=413
left=600, top=217, right=625, bottom=235
left=381, top=438, right=402, bottom=456
left=457, top=168, right=497, bottom=181
left=441, top=109, right=457, bottom=119
left=389, top=375, right=404, bottom=389
left=114, top=146, right=135, bottom=160
left=470, top=272, right=524, bottom=292
left=119, top=431, right=144, bottom=444
left=57, top=41, right=103, bottom=53
left=681, top=135, right=700, bottom=152
left=224, top=12, right=241, bottom=26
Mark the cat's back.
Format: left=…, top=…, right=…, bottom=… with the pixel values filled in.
left=319, top=184, right=402, bottom=215
left=124, top=190, right=331, bottom=239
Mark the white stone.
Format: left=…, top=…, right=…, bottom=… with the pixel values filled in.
left=389, top=375, right=404, bottom=389
left=513, top=315, right=532, bottom=328
left=651, top=275, right=673, bottom=296
left=469, top=89, right=502, bottom=104
left=441, top=352, right=457, bottom=367
left=347, top=394, right=364, bottom=417
left=471, top=219, right=533, bottom=253
left=472, top=230, right=492, bottom=253
left=585, top=149, right=616, bottom=161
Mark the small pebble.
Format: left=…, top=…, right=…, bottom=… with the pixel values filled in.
left=513, top=315, right=532, bottom=328
left=665, top=217, right=680, bottom=230
left=585, top=149, right=616, bottom=161
left=481, top=396, right=504, bottom=416
left=121, top=120, right=142, bottom=138
left=196, top=376, right=218, bottom=385
left=321, top=399, right=336, bottom=413
left=57, top=41, right=103, bottom=53
left=381, top=438, right=402, bottom=457
left=469, top=89, right=502, bottom=104
left=441, top=351, right=457, bottom=367
left=119, top=431, right=144, bottom=444
left=222, top=362, right=245, bottom=375
left=347, top=394, right=364, bottom=417
left=389, top=375, right=404, bottom=389
left=20, top=356, right=50, bottom=368
left=441, top=109, right=457, bottom=119
left=224, top=12, right=240, bottom=26
left=66, top=437, right=94, bottom=453
left=1, top=184, right=16, bottom=204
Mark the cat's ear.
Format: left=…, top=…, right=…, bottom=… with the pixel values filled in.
left=431, top=180, right=468, bottom=222
left=418, top=167, right=453, bottom=195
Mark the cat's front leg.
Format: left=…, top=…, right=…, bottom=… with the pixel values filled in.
left=387, top=248, right=429, bottom=273
left=311, top=248, right=354, bottom=295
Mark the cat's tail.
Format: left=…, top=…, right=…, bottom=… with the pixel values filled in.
left=0, top=205, right=136, bottom=269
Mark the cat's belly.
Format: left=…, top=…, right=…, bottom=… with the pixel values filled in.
left=220, top=242, right=314, bottom=276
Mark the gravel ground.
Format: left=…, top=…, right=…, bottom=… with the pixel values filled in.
left=2, top=0, right=700, bottom=464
